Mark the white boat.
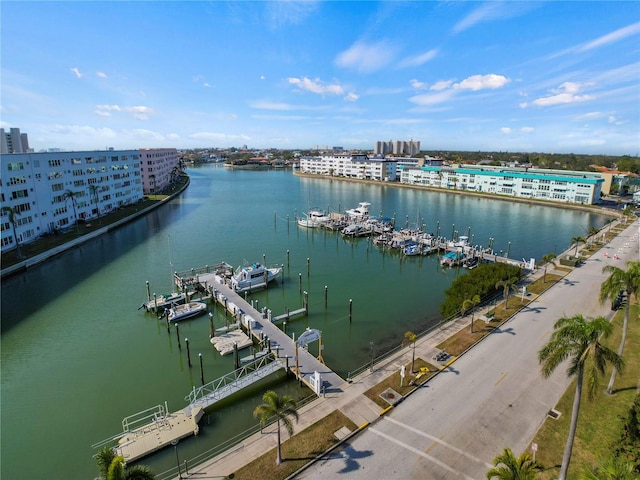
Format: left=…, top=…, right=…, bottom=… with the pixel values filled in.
left=140, top=292, right=186, bottom=312
left=167, top=301, right=207, bottom=322
left=345, top=202, right=370, bottom=218
left=231, top=263, right=282, bottom=293
left=297, top=208, right=330, bottom=228
left=341, top=223, right=365, bottom=237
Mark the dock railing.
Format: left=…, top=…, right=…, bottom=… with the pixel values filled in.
left=185, top=353, right=279, bottom=405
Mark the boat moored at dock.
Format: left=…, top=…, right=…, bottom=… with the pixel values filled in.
left=167, top=301, right=207, bottom=322
left=139, top=292, right=186, bottom=313
left=231, top=262, right=282, bottom=293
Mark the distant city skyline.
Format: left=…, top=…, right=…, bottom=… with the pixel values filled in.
left=1, top=1, right=639, bottom=155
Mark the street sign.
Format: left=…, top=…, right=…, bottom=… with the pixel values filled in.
left=297, top=327, right=321, bottom=347
left=531, top=443, right=538, bottom=451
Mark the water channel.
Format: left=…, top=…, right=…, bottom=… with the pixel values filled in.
left=0, top=165, right=609, bottom=478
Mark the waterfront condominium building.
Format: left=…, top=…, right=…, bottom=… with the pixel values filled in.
left=139, top=148, right=180, bottom=194
left=399, top=164, right=604, bottom=205
left=0, top=149, right=144, bottom=253
left=299, top=154, right=398, bottom=181
left=374, top=140, right=420, bottom=156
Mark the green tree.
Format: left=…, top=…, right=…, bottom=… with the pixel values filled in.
left=88, top=184, right=101, bottom=225
left=486, top=447, right=541, bottom=480
left=581, top=457, right=638, bottom=480
left=599, top=261, right=640, bottom=395
left=64, top=189, right=81, bottom=233
left=2, top=205, right=23, bottom=258
left=496, top=277, right=519, bottom=309
left=570, top=236, right=586, bottom=256
left=462, top=294, right=481, bottom=333
left=402, top=331, right=417, bottom=373
left=253, top=390, right=299, bottom=465
left=540, top=253, right=557, bottom=284
left=538, top=315, right=624, bottom=480
left=95, top=446, right=155, bottom=480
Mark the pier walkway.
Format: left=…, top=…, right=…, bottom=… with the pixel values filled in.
left=184, top=270, right=346, bottom=395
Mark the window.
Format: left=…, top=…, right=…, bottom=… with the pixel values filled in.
left=48, top=159, right=62, bottom=167
left=7, top=162, right=24, bottom=171
left=51, top=183, right=64, bottom=192
left=11, top=189, right=29, bottom=199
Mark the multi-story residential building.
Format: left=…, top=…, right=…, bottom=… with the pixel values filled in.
left=374, top=140, right=420, bottom=156
left=399, top=164, right=604, bottom=205
left=139, top=148, right=180, bottom=194
left=1, top=128, right=30, bottom=154
left=1, top=149, right=143, bottom=253
left=299, top=154, right=398, bottom=181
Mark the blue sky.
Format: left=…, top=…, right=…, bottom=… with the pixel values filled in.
left=1, top=1, right=639, bottom=155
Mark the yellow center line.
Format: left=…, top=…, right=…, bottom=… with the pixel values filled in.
left=495, top=371, right=509, bottom=386
left=424, top=440, right=438, bottom=455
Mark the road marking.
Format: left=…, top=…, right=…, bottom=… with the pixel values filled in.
left=494, top=371, right=509, bottom=386
left=425, top=440, right=438, bottom=454
left=370, top=427, right=477, bottom=480
left=383, top=417, right=493, bottom=469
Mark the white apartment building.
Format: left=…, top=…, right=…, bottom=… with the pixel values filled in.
left=1, top=149, right=143, bottom=253
left=400, top=164, right=604, bottom=205
left=139, top=148, right=180, bottom=194
left=299, top=154, right=398, bottom=181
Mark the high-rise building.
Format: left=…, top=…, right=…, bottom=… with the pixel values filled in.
left=374, top=139, right=420, bottom=156
left=1, top=127, right=30, bottom=154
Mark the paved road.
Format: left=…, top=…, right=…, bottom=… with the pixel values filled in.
left=298, top=220, right=639, bottom=479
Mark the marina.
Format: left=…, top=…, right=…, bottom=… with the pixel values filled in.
left=0, top=166, right=611, bottom=479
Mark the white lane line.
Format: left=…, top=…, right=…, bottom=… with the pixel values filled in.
left=384, top=417, right=493, bottom=469
left=369, top=427, right=477, bottom=480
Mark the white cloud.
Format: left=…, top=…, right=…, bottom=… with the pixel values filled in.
left=288, top=76, right=344, bottom=96
left=399, top=49, right=438, bottom=68
left=95, top=104, right=154, bottom=120
left=430, top=80, right=453, bottom=91
left=530, top=82, right=594, bottom=107
left=409, top=89, right=457, bottom=106
left=70, top=67, right=83, bottom=78
left=452, top=1, right=539, bottom=34
left=500, top=127, right=512, bottom=134
left=251, top=100, right=296, bottom=111
left=410, top=79, right=427, bottom=89
left=521, top=126, right=534, bottom=133
left=335, top=40, right=397, bottom=73
left=578, top=21, right=640, bottom=52
left=454, top=74, right=510, bottom=91
left=96, top=72, right=107, bottom=78
left=344, top=92, right=359, bottom=102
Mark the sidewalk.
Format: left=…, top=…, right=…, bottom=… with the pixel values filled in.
left=188, top=216, right=638, bottom=479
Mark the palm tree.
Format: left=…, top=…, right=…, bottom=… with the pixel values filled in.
left=599, top=261, right=640, bottom=395
left=570, top=235, right=586, bottom=257
left=95, top=446, right=154, bottom=480
left=88, top=184, right=102, bottom=225
left=402, top=331, right=417, bottom=373
left=64, top=189, right=81, bottom=233
left=486, top=447, right=541, bottom=480
left=540, top=253, right=557, bottom=283
left=581, top=457, right=638, bottom=480
left=538, top=315, right=623, bottom=480
left=253, top=390, right=299, bottom=465
left=2, top=206, right=23, bottom=258
left=496, top=277, right=519, bottom=309
left=462, top=294, right=481, bottom=333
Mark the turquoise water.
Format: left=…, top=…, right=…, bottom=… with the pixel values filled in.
left=0, top=166, right=609, bottom=478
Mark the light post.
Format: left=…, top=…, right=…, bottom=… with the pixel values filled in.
left=172, top=439, right=182, bottom=479
left=506, top=241, right=511, bottom=259
left=369, top=341, right=375, bottom=373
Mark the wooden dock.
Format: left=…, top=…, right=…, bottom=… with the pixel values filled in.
left=182, top=270, right=346, bottom=394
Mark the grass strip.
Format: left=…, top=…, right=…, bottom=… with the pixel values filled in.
left=228, top=410, right=357, bottom=480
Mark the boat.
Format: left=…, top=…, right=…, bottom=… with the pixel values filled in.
left=464, top=257, right=479, bottom=269
left=403, top=242, right=422, bottom=256
left=167, top=301, right=207, bottom=322
left=140, top=292, right=186, bottom=313
left=231, top=262, right=282, bottom=293
left=341, top=223, right=365, bottom=237
left=345, top=202, right=371, bottom=218
left=441, top=251, right=465, bottom=266
left=297, top=208, right=330, bottom=228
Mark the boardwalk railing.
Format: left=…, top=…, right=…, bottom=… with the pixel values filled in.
left=185, top=353, right=281, bottom=406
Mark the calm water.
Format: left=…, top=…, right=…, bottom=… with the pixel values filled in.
left=0, top=165, right=608, bottom=478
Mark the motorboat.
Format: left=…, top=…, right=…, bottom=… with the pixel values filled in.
left=231, top=262, right=282, bottom=293
left=167, top=301, right=207, bottom=322
left=345, top=202, right=370, bottom=218
left=341, top=223, right=365, bottom=237
left=403, top=242, right=422, bottom=256
left=297, top=208, right=330, bottom=228
left=140, top=292, right=186, bottom=313
left=441, top=251, right=465, bottom=266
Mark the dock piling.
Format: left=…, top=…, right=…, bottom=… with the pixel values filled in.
left=199, top=353, right=204, bottom=385
left=209, top=313, right=214, bottom=338
left=349, top=299, right=353, bottom=323
left=299, top=273, right=302, bottom=293
left=307, top=257, right=310, bottom=277
left=186, top=338, right=192, bottom=367
left=146, top=281, right=150, bottom=302
left=287, top=250, right=290, bottom=270
left=324, top=285, right=328, bottom=308
left=176, top=324, right=181, bottom=350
